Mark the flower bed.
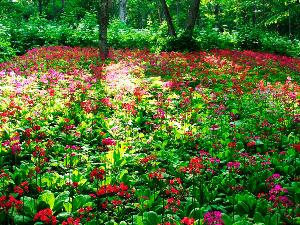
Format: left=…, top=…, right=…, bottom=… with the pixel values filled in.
left=0, top=46, right=299, bottom=224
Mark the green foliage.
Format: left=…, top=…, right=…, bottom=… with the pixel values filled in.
left=0, top=24, right=16, bottom=62
left=260, top=32, right=300, bottom=57
left=237, top=26, right=262, bottom=50
left=108, top=20, right=152, bottom=49
left=160, top=33, right=199, bottom=52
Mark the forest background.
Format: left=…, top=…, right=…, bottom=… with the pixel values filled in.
left=0, top=0, right=300, bottom=61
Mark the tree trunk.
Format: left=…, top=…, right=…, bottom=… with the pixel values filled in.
left=160, top=0, right=176, bottom=36
left=185, top=0, right=201, bottom=37
left=98, top=0, right=111, bottom=59
left=119, top=0, right=127, bottom=23
left=61, top=0, right=65, bottom=12
left=38, top=0, right=43, bottom=15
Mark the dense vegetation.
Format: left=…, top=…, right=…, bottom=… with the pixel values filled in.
left=0, top=1, right=300, bottom=225
left=1, top=0, right=300, bottom=62
left=1, top=46, right=300, bottom=225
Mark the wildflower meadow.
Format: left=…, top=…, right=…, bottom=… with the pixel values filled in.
left=0, top=46, right=299, bottom=225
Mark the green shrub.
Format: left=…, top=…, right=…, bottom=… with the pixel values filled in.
left=237, top=26, right=263, bottom=50
left=0, top=24, right=16, bottom=62
left=260, top=32, right=300, bottom=57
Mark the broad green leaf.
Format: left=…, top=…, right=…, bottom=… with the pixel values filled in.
left=38, top=190, right=55, bottom=210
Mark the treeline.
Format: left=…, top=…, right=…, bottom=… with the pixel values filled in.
left=0, top=0, right=300, bottom=61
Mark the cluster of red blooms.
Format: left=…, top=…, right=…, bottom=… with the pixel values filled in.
left=133, top=87, right=147, bottom=101
left=80, top=100, right=97, bottom=113
left=140, top=155, right=157, bottom=164
left=13, top=181, right=29, bottom=196
left=89, top=167, right=105, bottom=182
left=181, top=217, right=195, bottom=225
left=33, top=208, right=57, bottom=225
left=227, top=142, right=236, bottom=148
left=77, top=206, right=94, bottom=221
left=0, top=195, right=23, bottom=212
left=247, top=141, right=256, bottom=148
left=180, top=157, right=204, bottom=174
left=122, top=101, right=137, bottom=115
left=102, top=137, right=116, bottom=146
left=148, top=168, right=166, bottom=180
left=32, top=146, right=47, bottom=158
left=100, top=97, right=115, bottom=109
left=62, top=217, right=81, bottom=225
left=165, top=178, right=183, bottom=212
left=94, top=182, right=131, bottom=199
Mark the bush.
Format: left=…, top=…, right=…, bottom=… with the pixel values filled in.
left=237, top=26, right=262, bottom=50
left=0, top=24, right=16, bottom=62
left=260, top=32, right=300, bottom=57
left=108, top=20, right=152, bottom=49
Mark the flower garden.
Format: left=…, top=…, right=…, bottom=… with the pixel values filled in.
left=0, top=46, right=299, bottom=225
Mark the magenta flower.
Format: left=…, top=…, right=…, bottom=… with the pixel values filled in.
left=203, top=211, right=224, bottom=225
left=226, top=161, right=241, bottom=170
left=102, top=137, right=116, bottom=146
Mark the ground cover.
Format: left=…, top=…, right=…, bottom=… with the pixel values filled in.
left=0, top=46, right=299, bottom=225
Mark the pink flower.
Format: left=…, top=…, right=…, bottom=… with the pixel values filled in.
left=102, top=137, right=116, bottom=146
left=203, top=211, right=224, bottom=225
left=227, top=161, right=241, bottom=170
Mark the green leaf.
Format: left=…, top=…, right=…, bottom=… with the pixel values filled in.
left=72, top=195, right=91, bottom=211
left=254, top=212, right=264, bottom=223
left=236, top=201, right=249, bottom=214
left=144, top=211, right=159, bottom=225
left=189, top=207, right=202, bottom=219
left=63, top=202, right=72, bottom=212
left=38, top=190, right=55, bottom=210
left=222, top=213, right=233, bottom=225
left=56, top=212, right=72, bottom=220
left=53, top=191, right=70, bottom=212
left=13, top=214, right=32, bottom=224
left=23, top=196, right=36, bottom=217
left=270, top=213, right=280, bottom=225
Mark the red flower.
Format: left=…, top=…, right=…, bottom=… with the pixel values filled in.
left=34, top=208, right=57, bottom=225
left=292, top=143, right=300, bottom=153
left=181, top=217, right=195, bottom=225
left=247, top=141, right=256, bottom=147
left=62, top=217, right=81, bottom=225
left=90, top=168, right=105, bottom=182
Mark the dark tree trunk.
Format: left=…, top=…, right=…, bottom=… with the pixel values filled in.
left=38, top=0, right=43, bottom=15
left=160, top=0, right=176, bottom=36
left=185, top=0, right=201, bottom=37
left=119, top=0, right=127, bottom=23
left=61, top=0, right=65, bottom=12
left=98, top=0, right=111, bottom=59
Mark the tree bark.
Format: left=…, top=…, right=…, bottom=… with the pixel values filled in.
left=61, top=0, right=65, bottom=12
left=38, top=0, right=43, bottom=15
left=98, top=0, right=111, bottom=59
left=119, top=0, right=127, bottom=23
left=160, top=0, right=176, bottom=36
left=185, top=0, right=200, bottom=37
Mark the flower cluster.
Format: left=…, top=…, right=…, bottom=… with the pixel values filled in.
left=90, top=167, right=105, bottom=182
left=203, top=211, right=224, bottom=225
left=181, top=157, right=204, bottom=174
left=102, top=137, right=116, bottom=146
left=33, top=208, right=57, bottom=225
left=0, top=195, right=23, bottom=212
